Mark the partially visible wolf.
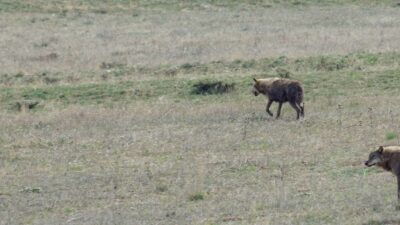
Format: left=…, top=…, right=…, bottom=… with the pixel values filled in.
left=252, top=78, right=304, bottom=119
left=365, top=146, right=400, bottom=201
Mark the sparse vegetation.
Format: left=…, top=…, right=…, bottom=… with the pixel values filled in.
left=21, top=187, right=42, bottom=193
left=11, top=100, right=40, bottom=112
left=2, top=1, right=400, bottom=225
left=0, top=0, right=397, bottom=13
left=189, top=192, right=205, bottom=201
left=191, top=80, right=235, bottom=95
left=386, top=132, right=397, bottom=140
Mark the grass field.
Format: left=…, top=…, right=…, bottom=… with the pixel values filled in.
left=2, top=1, right=400, bottom=225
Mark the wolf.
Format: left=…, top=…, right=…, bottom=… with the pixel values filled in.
left=252, top=78, right=304, bottom=119
left=365, top=146, right=400, bottom=201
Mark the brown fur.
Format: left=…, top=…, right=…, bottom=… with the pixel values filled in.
left=365, top=146, right=400, bottom=201
left=252, top=78, right=304, bottom=119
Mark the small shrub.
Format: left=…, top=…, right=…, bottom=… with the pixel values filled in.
left=33, top=42, right=49, bottom=48
left=179, top=62, right=209, bottom=73
left=180, top=63, right=196, bottom=70
left=21, top=187, right=41, bottom=193
left=93, top=9, right=107, bottom=14
left=43, top=76, right=59, bottom=84
left=292, top=1, right=306, bottom=6
left=165, top=211, right=176, bottom=217
left=359, top=54, right=378, bottom=65
left=191, top=81, right=235, bottom=95
left=23, top=76, right=35, bottom=84
left=386, top=132, right=397, bottom=140
left=64, top=207, right=74, bottom=213
left=162, top=68, right=178, bottom=77
left=29, top=53, right=58, bottom=61
left=233, top=59, right=242, bottom=65
left=133, top=89, right=154, bottom=98
left=12, top=100, right=40, bottom=112
left=99, top=62, right=124, bottom=69
left=0, top=74, right=11, bottom=84
left=14, top=72, right=24, bottom=78
left=315, top=56, right=348, bottom=71
left=156, top=185, right=168, bottom=192
left=241, top=60, right=256, bottom=69
left=269, top=56, right=288, bottom=68
left=22, top=90, right=48, bottom=99
left=189, top=192, right=204, bottom=201
left=276, top=68, right=291, bottom=78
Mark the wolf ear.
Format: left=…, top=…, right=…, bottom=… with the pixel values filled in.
left=253, top=78, right=258, bottom=83
left=378, top=146, right=384, bottom=153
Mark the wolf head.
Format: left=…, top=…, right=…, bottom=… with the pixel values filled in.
left=365, top=146, right=384, bottom=167
left=252, top=78, right=260, bottom=96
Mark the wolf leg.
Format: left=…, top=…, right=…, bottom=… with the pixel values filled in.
left=276, top=102, right=283, bottom=119
left=397, top=176, right=400, bottom=202
left=266, top=100, right=273, bottom=117
left=395, top=176, right=400, bottom=210
left=299, top=102, right=304, bottom=117
left=289, top=102, right=301, bottom=120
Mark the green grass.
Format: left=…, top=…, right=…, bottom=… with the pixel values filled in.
left=330, top=167, right=379, bottom=178
left=386, top=132, right=397, bottom=140
left=1, top=52, right=400, bottom=111
left=189, top=192, right=205, bottom=201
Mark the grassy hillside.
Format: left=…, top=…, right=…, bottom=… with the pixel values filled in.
left=2, top=1, right=400, bottom=225
left=1, top=52, right=400, bottom=111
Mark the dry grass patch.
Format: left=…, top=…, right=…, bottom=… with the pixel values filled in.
left=2, top=94, right=400, bottom=224
left=1, top=6, right=400, bottom=73
left=2, top=2, right=400, bottom=224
